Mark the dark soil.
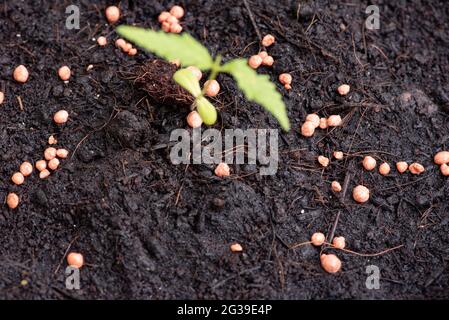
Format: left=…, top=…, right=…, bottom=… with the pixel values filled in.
left=1, top=0, right=449, bottom=299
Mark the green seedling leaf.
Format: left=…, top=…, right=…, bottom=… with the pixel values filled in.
left=116, top=26, right=213, bottom=70
left=221, top=59, right=290, bottom=131
left=173, top=69, right=202, bottom=98
left=195, top=96, right=217, bottom=125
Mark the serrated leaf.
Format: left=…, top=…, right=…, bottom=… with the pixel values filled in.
left=195, top=97, right=217, bottom=125
left=173, top=69, right=202, bottom=98
left=221, top=59, right=290, bottom=131
left=116, top=25, right=213, bottom=70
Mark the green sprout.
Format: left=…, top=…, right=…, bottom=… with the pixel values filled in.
left=116, top=26, right=290, bottom=131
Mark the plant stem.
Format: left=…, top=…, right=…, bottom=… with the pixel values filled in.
left=209, top=55, right=222, bottom=80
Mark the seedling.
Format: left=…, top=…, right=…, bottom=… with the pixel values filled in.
left=116, top=26, right=290, bottom=131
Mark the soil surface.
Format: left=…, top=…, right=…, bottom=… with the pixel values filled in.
left=1, top=0, right=449, bottom=299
